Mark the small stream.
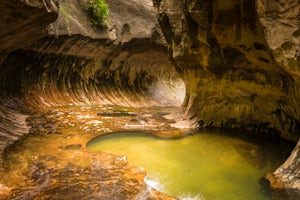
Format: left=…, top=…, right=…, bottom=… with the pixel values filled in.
left=87, top=130, right=292, bottom=200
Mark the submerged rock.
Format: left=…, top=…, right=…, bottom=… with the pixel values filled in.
left=234, top=142, right=267, bottom=169
left=260, top=173, right=300, bottom=200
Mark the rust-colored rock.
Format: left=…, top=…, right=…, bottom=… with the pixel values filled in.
left=265, top=172, right=285, bottom=189
left=0, top=0, right=299, bottom=199
left=1, top=106, right=178, bottom=200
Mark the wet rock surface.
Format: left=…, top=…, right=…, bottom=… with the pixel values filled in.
left=0, top=0, right=299, bottom=199
left=274, top=139, right=300, bottom=192
left=7, top=153, right=171, bottom=200
left=0, top=105, right=179, bottom=200
left=260, top=173, right=300, bottom=200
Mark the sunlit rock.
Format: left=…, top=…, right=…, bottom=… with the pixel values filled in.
left=0, top=0, right=299, bottom=199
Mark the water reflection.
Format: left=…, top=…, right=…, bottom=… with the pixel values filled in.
left=87, top=131, right=292, bottom=200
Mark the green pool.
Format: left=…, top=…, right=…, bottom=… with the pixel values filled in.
left=87, top=131, right=291, bottom=200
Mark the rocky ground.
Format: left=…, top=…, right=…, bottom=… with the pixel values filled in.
left=0, top=105, right=179, bottom=200
left=0, top=104, right=297, bottom=200
left=0, top=0, right=299, bottom=199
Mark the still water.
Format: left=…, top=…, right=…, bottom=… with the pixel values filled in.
left=87, top=131, right=291, bottom=200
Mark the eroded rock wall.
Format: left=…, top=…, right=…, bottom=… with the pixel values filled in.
left=153, top=0, right=300, bottom=194
left=0, top=103, right=29, bottom=162
left=0, top=0, right=184, bottom=162
left=1, top=44, right=184, bottom=108
left=0, top=0, right=58, bottom=64
left=153, top=0, right=300, bottom=141
left=0, top=1, right=182, bottom=199
left=0, top=0, right=59, bottom=170
left=0, top=0, right=299, bottom=197
left=0, top=0, right=183, bottom=108
left=257, top=0, right=300, bottom=75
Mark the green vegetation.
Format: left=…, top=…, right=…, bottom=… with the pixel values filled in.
left=87, top=0, right=109, bottom=28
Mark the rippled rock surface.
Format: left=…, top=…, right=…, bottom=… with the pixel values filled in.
left=153, top=0, right=300, bottom=141
left=0, top=0, right=299, bottom=199
left=153, top=0, right=300, bottom=194
left=1, top=106, right=179, bottom=200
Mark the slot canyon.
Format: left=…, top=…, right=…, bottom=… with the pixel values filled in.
left=0, top=0, right=299, bottom=199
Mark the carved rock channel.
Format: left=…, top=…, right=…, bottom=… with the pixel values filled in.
left=0, top=0, right=299, bottom=199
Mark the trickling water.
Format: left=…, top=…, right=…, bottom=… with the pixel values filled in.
left=87, top=131, right=291, bottom=200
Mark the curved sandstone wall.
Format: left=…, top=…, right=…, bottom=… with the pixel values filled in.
left=0, top=1, right=184, bottom=199
left=153, top=0, right=300, bottom=194
left=153, top=0, right=300, bottom=141
left=0, top=40, right=184, bottom=108
left=0, top=0, right=184, bottom=168
left=0, top=0, right=184, bottom=108
left=0, top=0, right=299, bottom=197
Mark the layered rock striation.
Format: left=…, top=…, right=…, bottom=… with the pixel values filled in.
left=0, top=0, right=185, bottom=152
left=0, top=0, right=182, bottom=199
left=0, top=0, right=184, bottom=108
left=153, top=0, right=300, bottom=195
left=0, top=0, right=299, bottom=198
left=153, top=0, right=300, bottom=141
